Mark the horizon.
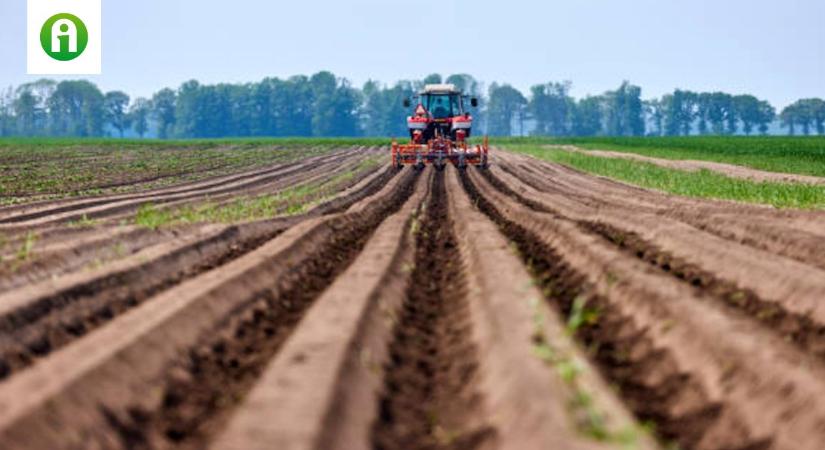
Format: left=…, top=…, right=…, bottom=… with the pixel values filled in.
left=1, top=0, right=823, bottom=109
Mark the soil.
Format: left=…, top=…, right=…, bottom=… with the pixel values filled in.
left=2, top=146, right=825, bottom=450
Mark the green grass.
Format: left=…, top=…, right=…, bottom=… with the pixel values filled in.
left=508, top=144, right=825, bottom=209
left=493, top=136, right=825, bottom=178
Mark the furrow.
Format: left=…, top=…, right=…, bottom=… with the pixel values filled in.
left=0, top=164, right=398, bottom=381
left=371, top=170, right=494, bottom=450
left=462, top=167, right=825, bottom=450
left=480, top=167, right=825, bottom=360
left=211, top=168, right=432, bottom=450
left=0, top=153, right=385, bottom=290
left=0, top=166, right=418, bottom=450
left=0, top=147, right=366, bottom=228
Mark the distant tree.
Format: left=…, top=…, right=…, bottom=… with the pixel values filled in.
left=810, top=98, right=825, bottom=135
left=529, top=81, right=573, bottom=136
left=422, top=73, right=443, bottom=86
left=781, top=105, right=797, bottom=135
left=329, top=79, right=361, bottom=136
left=571, top=96, right=603, bottom=136
left=307, top=71, right=360, bottom=137
left=662, top=90, right=696, bottom=136
left=733, top=94, right=762, bottom=135
left=129, top=98, right=150, bottom=138
left=643, top=99, right=664, bottom=136
left=13, top=90, right=39, bottom=136
left=270, top=75, right=313, bottom=137
left=0, top=87, right=13, bottom=137
left=1, top=74, right=815, bottom=138
left=486, top=83, right=527, bottom=136
left=104, top=91, right=131, bottom=137
left=361, top=80, right=415, bottom=137
left=702, top=92, right=735, bottom=135
left=173, top=80, right=201, bottom=138
left=249, top=80, right=274, bottom=136
left=787, top=98, right=825, bottom=136
left=755, top=100, right=776, bottom=135
left=360, top=80, right=387, bottom=136
left=151, top=88, right=177, bottom=139
left=603, top=81, right=644, bottom=136
left=694, top=92, right=712, bottom=135
left=47, top=80, right=105, bottom=137
left=16, top=79, right=55, bottom=134
left=780, top=99, right=822, bottom=136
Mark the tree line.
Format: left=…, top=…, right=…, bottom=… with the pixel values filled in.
left=0, top=73, right=823, bottom=138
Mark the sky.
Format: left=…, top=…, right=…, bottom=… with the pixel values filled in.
left=1, top=0, right=823, bottom=109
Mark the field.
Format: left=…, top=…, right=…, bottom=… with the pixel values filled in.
left=1, top=138, right=825, bottom=450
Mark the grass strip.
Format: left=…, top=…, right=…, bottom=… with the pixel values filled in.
left=493, top=136, right=825, bottom=178
left=135, top=157, right=382, bottom=228
left=508, top=145, right=825, bottom=209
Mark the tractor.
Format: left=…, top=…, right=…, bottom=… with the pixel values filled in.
left=391, top=84, right=488, bottom=170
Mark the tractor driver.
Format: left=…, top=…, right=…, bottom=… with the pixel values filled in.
left=431, top=96, right=449, bottom=119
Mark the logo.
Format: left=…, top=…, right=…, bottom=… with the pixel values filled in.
left=27, top=0, right=102, bottom=75
left=40, top=13, right=89, bottom=61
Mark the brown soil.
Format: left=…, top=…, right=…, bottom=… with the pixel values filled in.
left=3, top=146, right=825, bottom=450
left=0, top=163, right=397, bottom=381
left=97, top=168, right=420, bottom=449
left=372, top=171, right=495, bottom=450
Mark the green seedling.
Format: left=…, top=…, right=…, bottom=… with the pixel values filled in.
left=566, top=296, right=600, bottom=335
left=16, top=232, right=37, bottom=261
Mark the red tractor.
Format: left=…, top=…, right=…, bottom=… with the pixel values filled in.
left=391, top=84, right=488, bottom=170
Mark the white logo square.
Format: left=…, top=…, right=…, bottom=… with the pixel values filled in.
left=27, top=0, right=102, bottom=75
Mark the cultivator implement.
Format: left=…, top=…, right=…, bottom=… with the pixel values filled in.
left=391, top=135, right=489, bottom=170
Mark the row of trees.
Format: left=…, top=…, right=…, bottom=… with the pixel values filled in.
left=1, top=73, right=823, bottom=138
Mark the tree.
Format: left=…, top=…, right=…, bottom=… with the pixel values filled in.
left=104, top=91, right=131, bottom=137
left=755, top=100, right=776, bottom=135
left=269, top=76, right=313, bottom=137
left=644, top=99, right=664, bottom=136
left=249, top=80, right=274, bottom=136
left=360, top=80, right=415, bottom=137
left=14, top=90, right=39, bottom=136
left=810, top=98, right=825, bottom=135
left=0, top=87, right=13, bottom=137
left=487, top=83, right=526, bottom=136
left=603, top=81, right=644, bottom=136
left=733, top=95, right=760, bottom=135
left=789, top=98, right=825, bottom=135
left=662, top=90, right=696, bottom=136
left=307, top=71, right=360, bottom=137
left=129, top=98, right=151, bottom=138
left=529, top=81, right=573, bottom=136
left=151, top=88, right=177, bottom=139
left=571, top=96, right=603, bottom=136
left=47, top=80, right=104, bottom=137
left=780, top=99, right=822, bottom=136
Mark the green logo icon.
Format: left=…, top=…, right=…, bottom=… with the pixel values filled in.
left=40, top=13, right=89, bottom=61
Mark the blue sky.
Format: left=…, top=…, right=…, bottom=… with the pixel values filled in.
left=1, top=0, right=822, bottom=108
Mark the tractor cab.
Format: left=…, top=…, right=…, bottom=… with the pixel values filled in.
left=423, top=91, right=463, bottom=119
left=405, top=84, right=478, bottom=142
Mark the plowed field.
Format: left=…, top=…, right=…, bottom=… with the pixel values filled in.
left=2, top=145, right=825, bottom=450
